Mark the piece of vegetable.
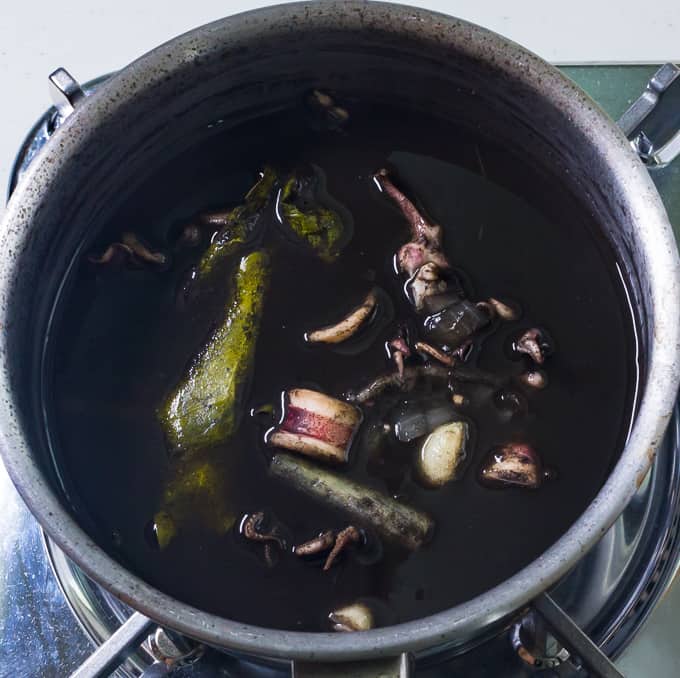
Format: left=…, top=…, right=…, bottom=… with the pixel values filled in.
left=391, top=397, right=458, bottom=443
left=160, top=250, right=270, bottom=453
left=479, top=443, right=545, bottom=489
left=279, top=170, right=347, bottom=262
left=268, top=389, right=362, bottom=464
left=306, top=289, right=378, bottom=344
left=417, top=421, right=469, bottom=487
left=408, top=262, right=448, bottom=311
left=190, top=168, right=277, bottom=289
left=151, top=452, right=234, bottom=549
left=422, top=291, right=463, bottom=315
left=270, top=453, right=434, bottom=550
left=423, top=299, right=490, bottom=348
left=329, top=602, right=374, bottom=632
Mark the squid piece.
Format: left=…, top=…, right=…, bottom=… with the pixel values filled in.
left=294, top=530, right=336, bottom=556
left=414, top=340, right=455, bottom=367
left=150, top=452, right=234, bottom=549
left=375, top=169, right=499, bottom=352
left=374, top=168, right=450, bottom=311
left=306, top=289, right=378, bottom=344
left=417, top=421, right=469, bottom=487
left=329, top=602, right=375, bottom=632
left=268, top=389, right=362, bottom=464
left=87, top=242, right=133, bottom=266
left=187, top=168, right=277, bottom=292
left=374, top=169, right=444, bottom=261
left=241, top=511, right=286, bottom=548
left=487, top=297, right=519, bottom=321
left=514, top=328, right=551, bottom=365
left=159, top=250, right=270, bottom=453
left=278, top=170, right=348, bottom=262
left=270, top=453, right=434, bottom=550
left=308, top=89, right=350, bottom=124
left=479, top=443, right=547, bottom=489
left=387, top=332, right=411, bottom=378
left=323, top=526, right=362, bottom=571
left=398, top=242, right=450, bottom=279
left=240, top=511, right=287, bottom=567
left=88, top=233, right=167, bottom=268
left=294, top=526, right=362, bottom=570
left=346, top=364, right=451, bottom=404
left=346, top=363, right=501, bottom=404
left=121, top=232, right=168, bottom=266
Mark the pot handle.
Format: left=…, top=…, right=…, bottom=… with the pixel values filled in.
left=292, top=653, right=412, bottom=677
left=617, top=62, right=680, bottom=169
left=68, top=612, right=204, bottom=678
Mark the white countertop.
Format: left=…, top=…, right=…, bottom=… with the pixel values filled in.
left=0, top=0, right=678, bottom=196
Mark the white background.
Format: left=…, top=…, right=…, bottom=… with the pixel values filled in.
left=0, top=1, right=678, bottom=198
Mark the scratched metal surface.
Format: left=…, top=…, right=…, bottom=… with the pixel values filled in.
left=0, top=465, right=92, bottom=676
left=0, top=64, right=678, bottom=678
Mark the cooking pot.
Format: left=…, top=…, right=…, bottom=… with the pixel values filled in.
left=1, top=2, right=679, bottom=675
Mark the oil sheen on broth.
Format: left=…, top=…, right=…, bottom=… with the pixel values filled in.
left=49, top=99, right=637, bottom=631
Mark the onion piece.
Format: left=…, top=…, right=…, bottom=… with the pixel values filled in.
left=417, top=421, right=469, bottom=487
left=424, top=299, right=490, bottom=348
left=391, top=397, right=457, bottom=443
left=306, top=289, right=378, bottom=344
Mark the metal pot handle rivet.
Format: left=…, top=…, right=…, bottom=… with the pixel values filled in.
left=48, top=67, right=86, bottom=119
left=510, top=593, right=624, bottom=678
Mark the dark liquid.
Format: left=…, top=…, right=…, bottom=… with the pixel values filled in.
left=49, top=103, right=637, bottom=631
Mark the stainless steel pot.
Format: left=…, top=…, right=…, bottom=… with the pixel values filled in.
left=1, top=2, right=679, bottom=674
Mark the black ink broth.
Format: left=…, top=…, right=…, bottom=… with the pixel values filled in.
left=48, top=101, right=637, bottom=631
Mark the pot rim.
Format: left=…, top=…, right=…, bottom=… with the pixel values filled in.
left=1, top=1, right=679, bottom=662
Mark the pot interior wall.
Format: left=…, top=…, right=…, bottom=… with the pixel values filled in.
left=4, top=19, right=650, bottom=628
